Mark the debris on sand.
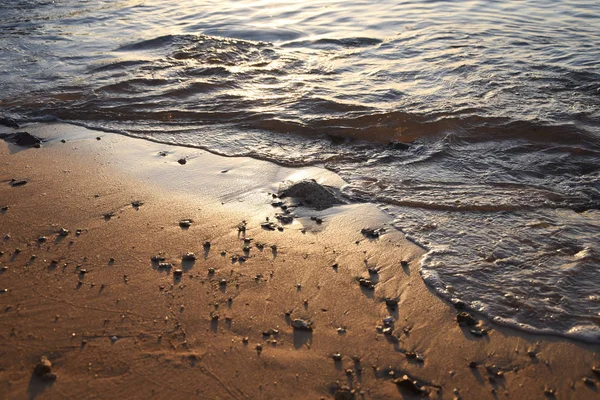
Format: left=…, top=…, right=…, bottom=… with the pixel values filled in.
left=361, top=227, right=385, bottom=239
left=394, top=374, right=427, bottom=395
left=0, top=131, right=42, bottom=147
left=178, top=158, right=187, bottom=165
left=10, top=179, right=28, bottom=187
left=358, top=278, right=375, bottom=289
left=456, top=312, right=477, bottom=326
left=291, top=318, right=312, bottom=331
left=182, top=252, right=196, bottom=261
left=179, top=219, right=193, bottom=228
left=58, top=228, right=70, bottom=236
left=34, top=356, right=56, bottom=381
left=278, top=179, right=341, bottom=209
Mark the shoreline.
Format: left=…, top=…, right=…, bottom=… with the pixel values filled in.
left=0, top=122, right=598, bottom=399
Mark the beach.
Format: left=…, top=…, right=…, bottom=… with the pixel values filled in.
left=0, top=123, right=598, bottom=399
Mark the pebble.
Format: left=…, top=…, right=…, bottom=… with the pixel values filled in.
left=58, top=227, right=70, bottom=236
left=358, top=278, right=374, bottom=289
left=291, top=318, right=312, bottom=331
left=179, top=219, right=193, bottom=228
left=158, top=262, right=172, bottom=269
left=332, top=352, right=342, bottom=361
left=583, top=377, right=595, bottom=386
left=177, top=158, right=187, bottom=165
left=173, top=269, right=183, bottom=276
left=10, top=179, right=28, bottom=187
left=182, top=252, right=196, bottom=261
left=34, top=356, right=56, bottom=380
left=394, top=375, right=425, bottom=394
left=456, top=312, right=477, bottom=326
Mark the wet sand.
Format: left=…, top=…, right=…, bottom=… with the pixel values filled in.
left=0, top=123, right=599, bottom=399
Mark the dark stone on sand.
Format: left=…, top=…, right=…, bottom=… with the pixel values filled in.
left=469, top=328, right=487, bottom=337
left=131, top=200, right=143, bottom=208
left=10, top=179, right=28, bottom=187
left=456, top=312, right=477, bottom=326
left=182, top=252, right=196, bottom=261
left=1, top=205, right=8, bottom=211
left=0, top=131, right=41, bottom=147
left=203, top=241, right=211, bottom=249
left=151, top=255, right=166, bottom=262
left=385, top=298, right=399, bottom=308
left=158, top=262, right=172, bottom=269
left=592, top=366, right=600, bottom=377
left=400, top=260, right=409, bottom=268
left=276, top=214, right=293, bottom=224
left=394, top=375, right=426, bottom=395
left=469, top=361, right=478, bottom=368
left=0, top=117, right=19, bottom=128
left=261, top=222, right=277, bottom=231
left=583, top=377, right=595, bottom=386
left=291, top=318, right=312, bottom=331
left=388, top=141, right=411, bottom=151
left=174, top=269, right=183, bottom=276
left=278, top=179, right=341, bottom=210
left=58, top=228, right=69, bottom=236
left=361, top=227, right=384, bottom=239
left=34, top=356, right=53, bottom=377
left=177, top=158, right=187, bottom=165
left=179, top=219, right=193, bottom=228
left=358, top=278, right=375, bottom=289
left=96, top=137, right=101, bottom=140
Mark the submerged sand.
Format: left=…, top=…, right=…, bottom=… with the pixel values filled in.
left=0, top=123, right=598, bottom=399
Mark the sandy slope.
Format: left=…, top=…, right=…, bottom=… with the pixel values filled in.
left=0, top=123, right=598, bottom=400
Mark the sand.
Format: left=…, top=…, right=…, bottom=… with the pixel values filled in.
left=0, top=122, right=598, bottom=399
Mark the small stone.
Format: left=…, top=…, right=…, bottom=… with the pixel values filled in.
left=358, top=278, right=374, bottom=289
left=110, top=336, right=118, bottom=342
left=58, top=228, right=69, bottom=236
left=151, top=255, right=166, bottom=262
left=256, top=344, right=262, bottom=352
left=456, top=312, right=477, bottom=326
left=242, top=337, right=249, bottom=344
left=173, top=269, right=183, bottom=276
left=583, top=377, right=595, bottom=386
left=544, top=389, right=555, bottom=397
left=469, top=328, right=487, bottom=337
left=34, top=356, right=53, bottom=377
left=361, top=227, right=384, bottom=239
left=527, top=349, right=537, bottom=358
left=158, top=262, right=172, bottom=269
left=177, top=158, right=187, bottom=165
left=179, top=219, right=193, bottom=228
left=592, top=366, right=600, bottom=377
left=337, top=327, right=346, bottom=334
left=469, top=361, right=478, bottom=368
left=291, top=319, right=312, bottom=331
left=203, top=241, right=211, bottom=249
left=332, top=352, right=342, bottom=361
left=400, top=260, right=409, bottom=268
left=385, top=298, right=398, bottom=308
left=394, top=375, right=425, bottom=394
left=182, top=252, right=196, bottom=261
left=96, top=136, right=101, bottom=140
left=219, top=279, right=227, bottom=286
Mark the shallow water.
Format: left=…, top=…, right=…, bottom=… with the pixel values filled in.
left=1, top=0, right=599, bottom=342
